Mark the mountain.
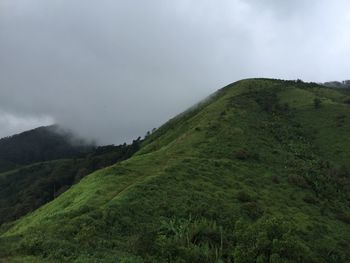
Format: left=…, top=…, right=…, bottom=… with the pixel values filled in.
left=323, top=80, right=350, bottom=89
left=1, top=79, right=350, bottom=262
left=0, top=125, right=94, bottom=173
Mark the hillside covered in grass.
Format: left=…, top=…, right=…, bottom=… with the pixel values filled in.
left=0, top=79, right=350, bottom=262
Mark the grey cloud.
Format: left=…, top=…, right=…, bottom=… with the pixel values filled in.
left=0, top=110, right=54, bottom=138
left=0, top=0, right=350, bottom=144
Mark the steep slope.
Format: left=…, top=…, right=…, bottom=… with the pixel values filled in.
left=0, top=125, right=94, bottom=173
left=1, top=79, right=350, bottom=262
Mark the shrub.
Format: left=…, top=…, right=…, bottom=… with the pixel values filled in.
left=236, top=191, right=252, bottom=203
left=282, top=103, right=290, bottom=113
left=271, top=175, right=280, bottom=184
left=235, top=149, right=250, bottom=160
left=288, top=174, right=310, bottom=189
left=303, top=195, right=318, bottom=205
left=240, top=202, right=263, bottom=220
left=314, top=98, right=322, bottom=109
left=336, top=213, right=350, bottom=224
left=335, top=114, right=346, bottom=127
left=19, top=234, right=45, bottom=255
left=155, top=217, right=227, bottom=262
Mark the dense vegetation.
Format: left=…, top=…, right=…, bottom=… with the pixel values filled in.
left=0, top=125, right=94, bottom=173
left=0, top=79, right=349, bottom=262
left=0, top=139, right=141, bottom=225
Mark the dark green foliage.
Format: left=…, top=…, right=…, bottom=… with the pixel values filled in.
left=271, top=175, right=280, bottom=184
left=303, top=195, right=318, bottom=205
left=314, top=98, right=322, bottom=108
left=235, top=148, right=250, bottom=160
left=254, top=89, right=279, bottom=112
left=336, top=213, right=350, bottom=224
left=236, top=191, right=252, bottom=202
left=240, top=202, right=263, bottom=220
left=234, top=217, right=311, bottom=263
left=155, top=217, right=229, bottom=262
left=288, top=174, right=310, bottom=189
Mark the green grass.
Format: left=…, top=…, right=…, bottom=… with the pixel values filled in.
left=1, top=79, right=350, bottom=262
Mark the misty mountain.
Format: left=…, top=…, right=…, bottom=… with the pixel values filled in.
left=1, top=79, right=349, bottom=262
left=0, top=125, right=94, bottom=173
left=323, top=80, right=350, bottom=89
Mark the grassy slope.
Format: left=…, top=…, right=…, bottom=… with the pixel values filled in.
left=1, top=79, right=350, bottom=262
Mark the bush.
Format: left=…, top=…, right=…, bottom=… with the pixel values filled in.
left=314, top=98, right=322, bottom=109
left=155, top=217, right=227, bottom=262
left=288, top=174, right=310, bottom=189
left=235, top=149, right=250, bottom=160
left=236, top=191, right=252, bottom=203
left=234, top=217, right=311, bottom=263
left=303, top=195, right=318, bottom=205
left=240, top=202, right=263, bottom=220
left=271, top=175, right=280, bottom=184
left=336, top=213, right=350, bottom=224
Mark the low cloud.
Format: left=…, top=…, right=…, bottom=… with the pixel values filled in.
left=0, top=110, right=54, bottom=139
left=0, top=0, right=349, bottom=144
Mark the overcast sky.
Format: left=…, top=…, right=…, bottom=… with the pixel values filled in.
left=1, top=0, right=350, bottom=144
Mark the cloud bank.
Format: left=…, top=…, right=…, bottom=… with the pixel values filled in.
left=1, top=0, right=350, bottom=144
left=0, top=110, right=53, bottom=139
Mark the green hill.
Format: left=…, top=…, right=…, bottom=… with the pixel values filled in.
left=1, top=79, right=350, bottom=262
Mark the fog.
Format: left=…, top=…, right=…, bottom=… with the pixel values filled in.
left=1, top=0, right=350, bottom=144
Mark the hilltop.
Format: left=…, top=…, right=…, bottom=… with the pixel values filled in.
left=0, top=79, right=350, bottom=262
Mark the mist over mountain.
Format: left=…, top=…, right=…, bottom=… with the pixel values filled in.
left=1, top=1, right=350, bottom=262
left=1, top=79, right=350, bottom=262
